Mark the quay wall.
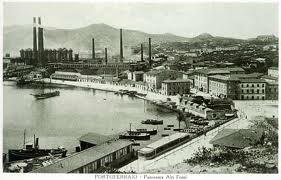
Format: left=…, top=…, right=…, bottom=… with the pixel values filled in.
left=41, top=78, right=180, bottom=103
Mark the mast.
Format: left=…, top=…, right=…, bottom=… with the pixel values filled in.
left=129, top=123, right=131, bottom=133
left=23, top=129, right=26, bottom=149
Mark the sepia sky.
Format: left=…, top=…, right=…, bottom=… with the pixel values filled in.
left=3, top=1, right=279, bottom=39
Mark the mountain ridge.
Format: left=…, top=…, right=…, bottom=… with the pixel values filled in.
left=3, top=23, right=277, bottom=56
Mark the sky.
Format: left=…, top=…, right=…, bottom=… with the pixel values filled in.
left=3, top=1, right=279, bottom=39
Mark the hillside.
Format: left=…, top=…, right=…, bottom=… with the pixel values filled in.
left=3, top=23, right=189, bottom=56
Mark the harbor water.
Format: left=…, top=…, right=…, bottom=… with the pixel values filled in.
left=3, top=81, right=182, bottom=154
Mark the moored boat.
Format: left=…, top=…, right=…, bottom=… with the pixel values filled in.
left=190, top=120, right=209, bottom=126
left=119, top=132, right=150, bottom=140
left=127, top=128, right=157, bottom=135
left=32, top=91, right=60, bottom=100
left=141, top=119, right=163, bottom=125
left=8, top=131, right=67, bottom=162
left=16, top=77, right=32, bottom=86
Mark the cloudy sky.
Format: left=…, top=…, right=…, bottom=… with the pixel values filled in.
left=3, top=1, right=279, bottom=39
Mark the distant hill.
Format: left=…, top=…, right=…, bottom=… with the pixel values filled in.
left=3, top=23, right=189, bottom=56
left=3, top=24, right=277, bottom=57
left=190, top=33, right=246, bottom=45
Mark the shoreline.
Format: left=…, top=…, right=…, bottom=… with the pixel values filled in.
left=39, top=78, right=179, bottom=104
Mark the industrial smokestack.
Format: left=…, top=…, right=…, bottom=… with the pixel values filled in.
left=141, top=44, right=144, bottom=62
left=104, top=48, right=108, bottom=65
left=148, top=38, right=152, bottom=66
left=92, top=38, right=95, bottom=60
left=37, top=17, right=44, bottom=66
left=33, top=17, right=38, bottom=63
left=120, top=28, right=123, bottom=63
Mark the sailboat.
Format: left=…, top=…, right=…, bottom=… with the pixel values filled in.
left=8, top=130, right=67, bottom=162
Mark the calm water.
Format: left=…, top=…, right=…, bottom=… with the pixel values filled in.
left=3, top=81, right=179, bottom=153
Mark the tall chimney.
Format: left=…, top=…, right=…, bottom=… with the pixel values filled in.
left=37, top=17, right=44, bottom=66
left=148, top=37, right=152, bottom=66
left=33, top=17, right=37, bottom=64
left=120, top=28, right=123, bottom=63
left=104, top=48, right=108, bottom=65
left=92, top=38, right=95, bottom=60
left=141, top=44, right=144, bottom=62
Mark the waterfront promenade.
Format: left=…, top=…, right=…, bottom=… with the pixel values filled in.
left=41, top=78, right=180, bottom=103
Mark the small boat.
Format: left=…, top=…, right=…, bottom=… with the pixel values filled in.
left=164, top=127, right=171, bottom=130
left=127, top=128, right=157, bottom=135
left=167, top=124, right=174, bottom=127
left=161, top=134, right=169, bottom=137
left=119, top=132, right=150, bottom=140
left=8, top=131, right=67, bottom=162
left=141, top=119, right=163, bottom=125
left=16, top=77, right=32, bottom=86
left=32, top=91, right=60, bottom=100
left=190, top=120, right=209, bottom=126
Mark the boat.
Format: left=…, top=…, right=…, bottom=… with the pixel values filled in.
left=16, top=77, right=32, bottom=86
left=119, top=132, right=150, bottom=140
left=32, top=91, right=60, bottom=100
left=127, top=128, right=157, bottom=135
left=120, top=123, right=150, bottom=140
left=190, top=120, right=209, bottom=126
left=141, top=119, right=163, bottom=125
left=8, top=131, right=67, bottom=162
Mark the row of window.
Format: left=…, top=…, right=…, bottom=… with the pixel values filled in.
left=241, top=83, right=265, bottom=88
left=241, top=89, right=265, bottom=94
left=241, top=95, right=265, bottom=100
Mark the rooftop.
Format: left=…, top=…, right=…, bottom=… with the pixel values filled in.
left=79, top=132, right=111, bottom=145
left=31, top=140, right=132, bottom=173
left=210, top=129, right=263, bottom=149
left=196, top=67, right=244, bottom=75
left=142, top=133, right=188, bottom=150
left=162, top=79, right=191, bottom=83
left=239, top=78, right=267, bottom=83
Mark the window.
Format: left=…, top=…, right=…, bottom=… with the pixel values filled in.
left=241, top=84, right=244, bottom=88
left=241, top=95, right=244, bottom=100
left=257, top=89, right=259, bottom=94
left=262, top=89, right=265, bottom=93
left=262, top=84, right=265, bottom=87
left=252, top=84, right=254, bottom=87
left=257, top=84, right=259, bottom=87
left=247, top=84, right=249, bottom=87
left=252, top=96, right=254, bottom=100
left=252, top=89, right=254, bottom=94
